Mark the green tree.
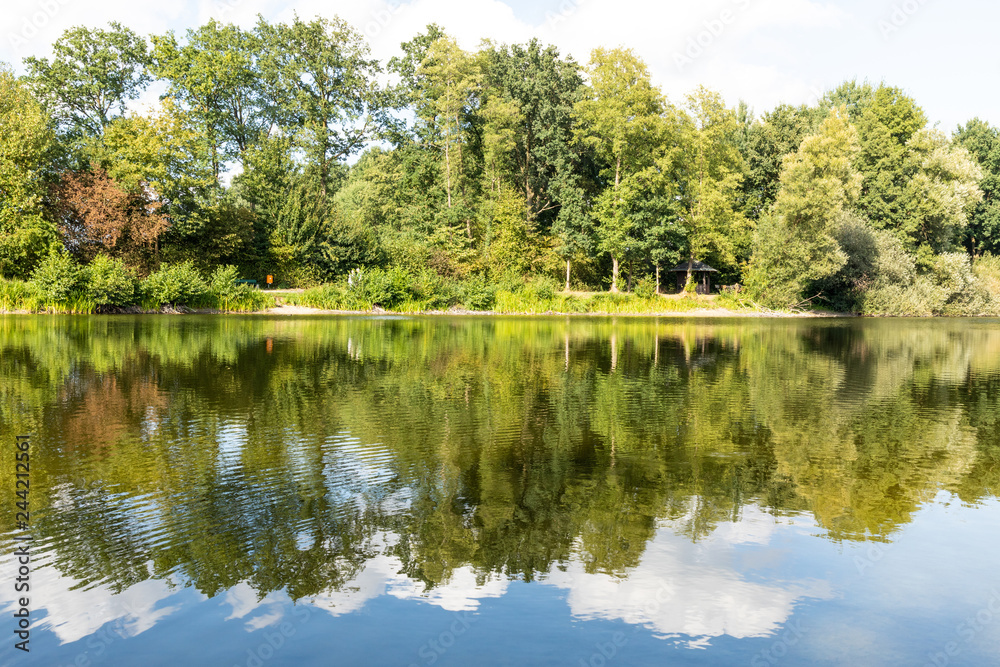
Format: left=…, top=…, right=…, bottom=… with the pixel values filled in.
left=419, top=36, right=481, bottom=225
left=151, top=20, right=273, bottom=180
left=574, top=48, right=664, bottom=292
left=256, top=15, right=388, bottom=203
left=853, top=85, right=927, bottom=232
left=23, top=22, right=150, bottom=139
left=677, top=87, right=746, bottom=286
left=954, top=118, right=1000, bottom=257
left=0, top=70, right=57, bottom=277
left=744, top=107, right=862, bottom=307
left=898, top=129, right=982, bottom=259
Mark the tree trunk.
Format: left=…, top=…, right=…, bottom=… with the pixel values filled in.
left=565, top=258, right=571, bottom=292
left=685, top=254, right=695, bottom=291
left=444, top=138, right=452, bottom=209
left=655, top=264, right=660, bottom=294
left=611, top=256, right=619, bottom=293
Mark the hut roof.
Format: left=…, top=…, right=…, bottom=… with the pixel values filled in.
left=667, top=260, right=718, bottom=273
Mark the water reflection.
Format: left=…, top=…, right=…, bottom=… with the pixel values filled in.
left=1, top=315, right=1000, bottom=662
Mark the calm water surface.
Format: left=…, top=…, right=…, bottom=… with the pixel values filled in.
left=1, top=315, right=999, bottom=666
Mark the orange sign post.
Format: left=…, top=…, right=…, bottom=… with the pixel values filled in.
left=266, top=275, right=273, bottom=287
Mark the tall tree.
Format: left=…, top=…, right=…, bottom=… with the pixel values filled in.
left=256, top=15, right=388, bottom=203
left=0, top=69, right=57, bottom=277
left=574, top=48, right=664, bottom=292
left=23, top=22, right=150, bottom=139
left=744, top=107, right=862, bottom=307
left=853, top=85, right=927, bottom=232
left=954, top=119, right=1000, bottom=257
left=419, top=36, right=481, bottom=222
left=151, top=20, right=274, bottom=181
left=677, top=87, right=746, bottom=286
left=738, top=103, right=818, bottom=221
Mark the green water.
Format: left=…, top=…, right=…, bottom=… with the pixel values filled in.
left=1, top=315, right=999, bottom=666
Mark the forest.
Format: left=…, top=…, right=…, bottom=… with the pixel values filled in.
left=3, top=16, right=1000, bottom=315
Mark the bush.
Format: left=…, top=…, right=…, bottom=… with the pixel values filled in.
left=87, top=255, right=138, bottom=308
left=143, top=261, right=209, bottom=307
left=30, top=247, right=86, bottom=303
left=633, top=277, right=657, bottom=299
left=459, top=274, right=496, bottom=311
left=347, top=266, right=410, bottom=309
left=208, top=265, right=273, bottom=312
left=932, top=253, right=993, bottom=316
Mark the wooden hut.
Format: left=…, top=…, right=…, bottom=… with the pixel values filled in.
left=668, top=260, right=718, bottom=294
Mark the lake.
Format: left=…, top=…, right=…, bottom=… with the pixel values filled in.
left=1, top=315, right=999, bottom=666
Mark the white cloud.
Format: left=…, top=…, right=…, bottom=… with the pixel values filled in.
left=0, top=561, right=187, bottom=645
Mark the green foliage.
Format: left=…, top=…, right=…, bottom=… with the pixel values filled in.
left=23, top=22, right=151, bottom=138
left=744, top=108, right=861, bottom=308
left=0, top=70, right=58, bottom=278
left=30, top=247, right=86, bottom=304
left=633, top=277, right=657, bottom=299
left=9, top=21, right=1000, bottom=318
left=143, top=261, right=209, bottom=307
left=87, top=255, right=138, bottom=308
left=207, top=265, right=273, bottom=312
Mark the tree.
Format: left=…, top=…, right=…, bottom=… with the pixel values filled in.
left=256, top=15, right=389, bottom=203
left=677, top=87, right=746, bottom=287
left=954, top=119, right=1000, bottom=257
left=418, top=36, right=481, bottom=223
left=574, top=48, right=664, bottom=291
left=23, top=23, right=150, bottom=139
left=853, top=85, right=927, bottom=232
left=744, top=107, right=862, bottom=307
left=739, top=103, right=818, bottom=221
left=52, top=165, right=169, bottom=271
left=898, top=129, right=981, bottom=258
left=481, top=40, right=594, bottom=288
left=0, top=69, right=57, bottom=277
left=151, top=20, right=274, bottom=181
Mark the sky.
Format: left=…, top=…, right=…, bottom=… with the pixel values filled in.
left=0, top=0, right=995, bottom=132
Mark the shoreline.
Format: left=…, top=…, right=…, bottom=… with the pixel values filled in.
left=263, top=304, right=854, bottom=317
left=0, top=304, right=854, bottom=317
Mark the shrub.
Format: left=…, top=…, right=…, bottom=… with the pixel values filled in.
left=143, top=261, right=209, bottom=307
left=30, top=247, right=86, bottom=303
left=208, top=265, right=273, bottom=312
left=87, top=255, right=138, bottom=308
left=633, top=277, right=657, bottom=299
left=347, top=266, right=410, bottom=309
left=459, top=274, right=496, bottom=311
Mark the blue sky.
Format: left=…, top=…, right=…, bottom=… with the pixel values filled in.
left=1, top=0, right=995, bottom=132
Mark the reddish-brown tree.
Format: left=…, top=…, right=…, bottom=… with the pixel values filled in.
left=52, top=165, right=169, bottom=272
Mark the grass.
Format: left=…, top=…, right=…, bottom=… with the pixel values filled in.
left=0, top=278, right=276, bottom=314
left=285, top=283, right=736, bottom=315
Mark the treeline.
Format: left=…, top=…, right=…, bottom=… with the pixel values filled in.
left=3, top=17, right=1000, bottom=313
